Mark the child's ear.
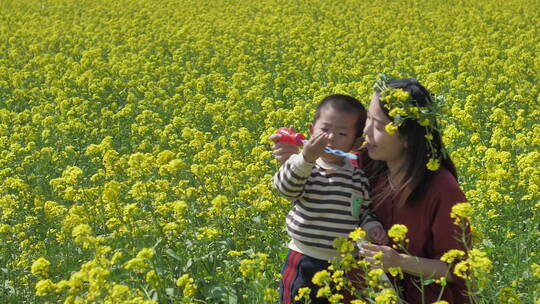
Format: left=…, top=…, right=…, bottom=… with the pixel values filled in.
left=308, top=123, right=314, bottom=135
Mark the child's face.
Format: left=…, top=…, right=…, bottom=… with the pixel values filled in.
left=309, top=106, right=361, bottom=164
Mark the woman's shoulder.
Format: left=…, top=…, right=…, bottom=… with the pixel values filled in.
left=427, top=167, right=466, bottom=205
left=430, top=167, right=460, bottom=188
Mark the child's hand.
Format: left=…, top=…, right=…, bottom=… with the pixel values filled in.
left=367, top=226, right=389, bottom=245
left=302, top=132, right=330, bottom=163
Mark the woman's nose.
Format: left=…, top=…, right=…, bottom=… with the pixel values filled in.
left=363, top=120, right=372, bottom=135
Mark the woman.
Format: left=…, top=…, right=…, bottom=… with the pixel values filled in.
left=271, top=76, right=470, bottom=303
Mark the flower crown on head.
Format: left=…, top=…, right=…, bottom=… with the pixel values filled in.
left=373, top=74, right=447, bottom=171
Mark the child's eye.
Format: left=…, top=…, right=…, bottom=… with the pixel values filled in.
left=339, top=132, right=347, bottom=136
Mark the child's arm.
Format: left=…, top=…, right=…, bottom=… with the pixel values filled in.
left=273, top=132, right=329, bottom=199
left=273, top=153, right=314, bottom=199
left=359, top=199, right=388, bottom=244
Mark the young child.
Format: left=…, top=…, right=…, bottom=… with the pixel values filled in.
left=274, top=94, right=387, bottom=304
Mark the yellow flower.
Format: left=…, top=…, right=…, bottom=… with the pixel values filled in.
left=145, top=270, right=160, bottom=287
left=387, top=267, right=404, bottom=279
left=176, top=274, right=193, bottom=287
left=419, top=118, right=430, bottom=126
left=312, top=270, right=331, bottom=286
left=136, top=248, right=155, bottom=259
left=440, top=249, right=466, bottom=264
left=368, top=267, right=384, bottom=278
left=31, top=257, right=51, bottom=277
left=532, top=263, right=540, bottom=278
left=374, top=288, right=397, bottom=303
left=183, top=282, right=197, bottom=298
left=453, top=260, right=469, bottom=279
left=329, top=293, right=344, bottom=304
left=426, top=158, right=440, bottom=171
left=333, top=237, right=355, bottom=254
left=349, top=227, right=366, bottom=242
left=294, top=287, right=311, bottom=301
left=264, top=288, right=279, bottom=302
left=227, top=250, right=243, bottom=257
left=36, top=279, right=56, bottom=297
left=453, top=249, right=492, bottom=280
left=394, top=88, right=410, bottom=101
left=316, top=285, right=332, bottom=298
left=385, top=123, right=398, bottom=135
left=387, top=224, right=408, bottom=243
left=110, top=284, right=130, bottom=299
left=450, top=202, right=473, bottom=223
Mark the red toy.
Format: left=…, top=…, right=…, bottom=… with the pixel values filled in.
left=275, top=127, right=306, bottom=146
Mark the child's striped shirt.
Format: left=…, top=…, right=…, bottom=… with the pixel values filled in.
left=274, top=153, right=381, bottom=261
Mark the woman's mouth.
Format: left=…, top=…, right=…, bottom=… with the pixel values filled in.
left=365, top=142, right=376, bottom=149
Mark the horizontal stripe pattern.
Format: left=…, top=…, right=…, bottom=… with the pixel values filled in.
left=274, top=154, right=379, bottom=258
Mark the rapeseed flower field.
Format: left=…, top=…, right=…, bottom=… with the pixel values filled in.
left=0, top=0, right=538, bottom=303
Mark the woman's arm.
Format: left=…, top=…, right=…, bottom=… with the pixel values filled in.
left=361, top=243, right=455, bottom=283
left=269, top=133, right=300, bottom=164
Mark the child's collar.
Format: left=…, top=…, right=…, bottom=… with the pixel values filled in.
left=316, top=157, right=355, bottom=172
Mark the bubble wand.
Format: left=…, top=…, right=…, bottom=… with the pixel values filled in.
left=275, top=127, right=357, bottom=160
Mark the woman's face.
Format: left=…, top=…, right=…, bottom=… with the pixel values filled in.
left=363, top=93, right=408, bottom=167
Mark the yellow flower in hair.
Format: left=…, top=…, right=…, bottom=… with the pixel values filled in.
left=426, top=158, right=440, bottom=171
left=394, top=88, right=410, bottom=101
left=385, top=123, right=398, bottom=135
left=388, top=107, right=407, bottom=117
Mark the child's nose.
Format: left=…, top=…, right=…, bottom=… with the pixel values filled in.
left=327, top=133, right=335, bottom=142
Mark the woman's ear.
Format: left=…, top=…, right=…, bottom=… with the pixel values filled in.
left=308, top=123, right=314, bottom=136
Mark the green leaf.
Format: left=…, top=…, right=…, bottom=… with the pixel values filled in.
left=165, top=249, right=182, bottom=261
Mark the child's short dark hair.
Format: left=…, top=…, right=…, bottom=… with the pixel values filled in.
left=313, top=94, right=367, bottom=137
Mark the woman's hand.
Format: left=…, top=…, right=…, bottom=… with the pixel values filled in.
left=360, top=243, right=455, bottom=282
left=360, top=243, right=403, bottom=270
left=270, top=131, right=300, bottom=164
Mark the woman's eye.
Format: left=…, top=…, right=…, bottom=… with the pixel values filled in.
left=339, top=133, right=347, bottom=136
left=321, top=128, right=328, bottom=133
